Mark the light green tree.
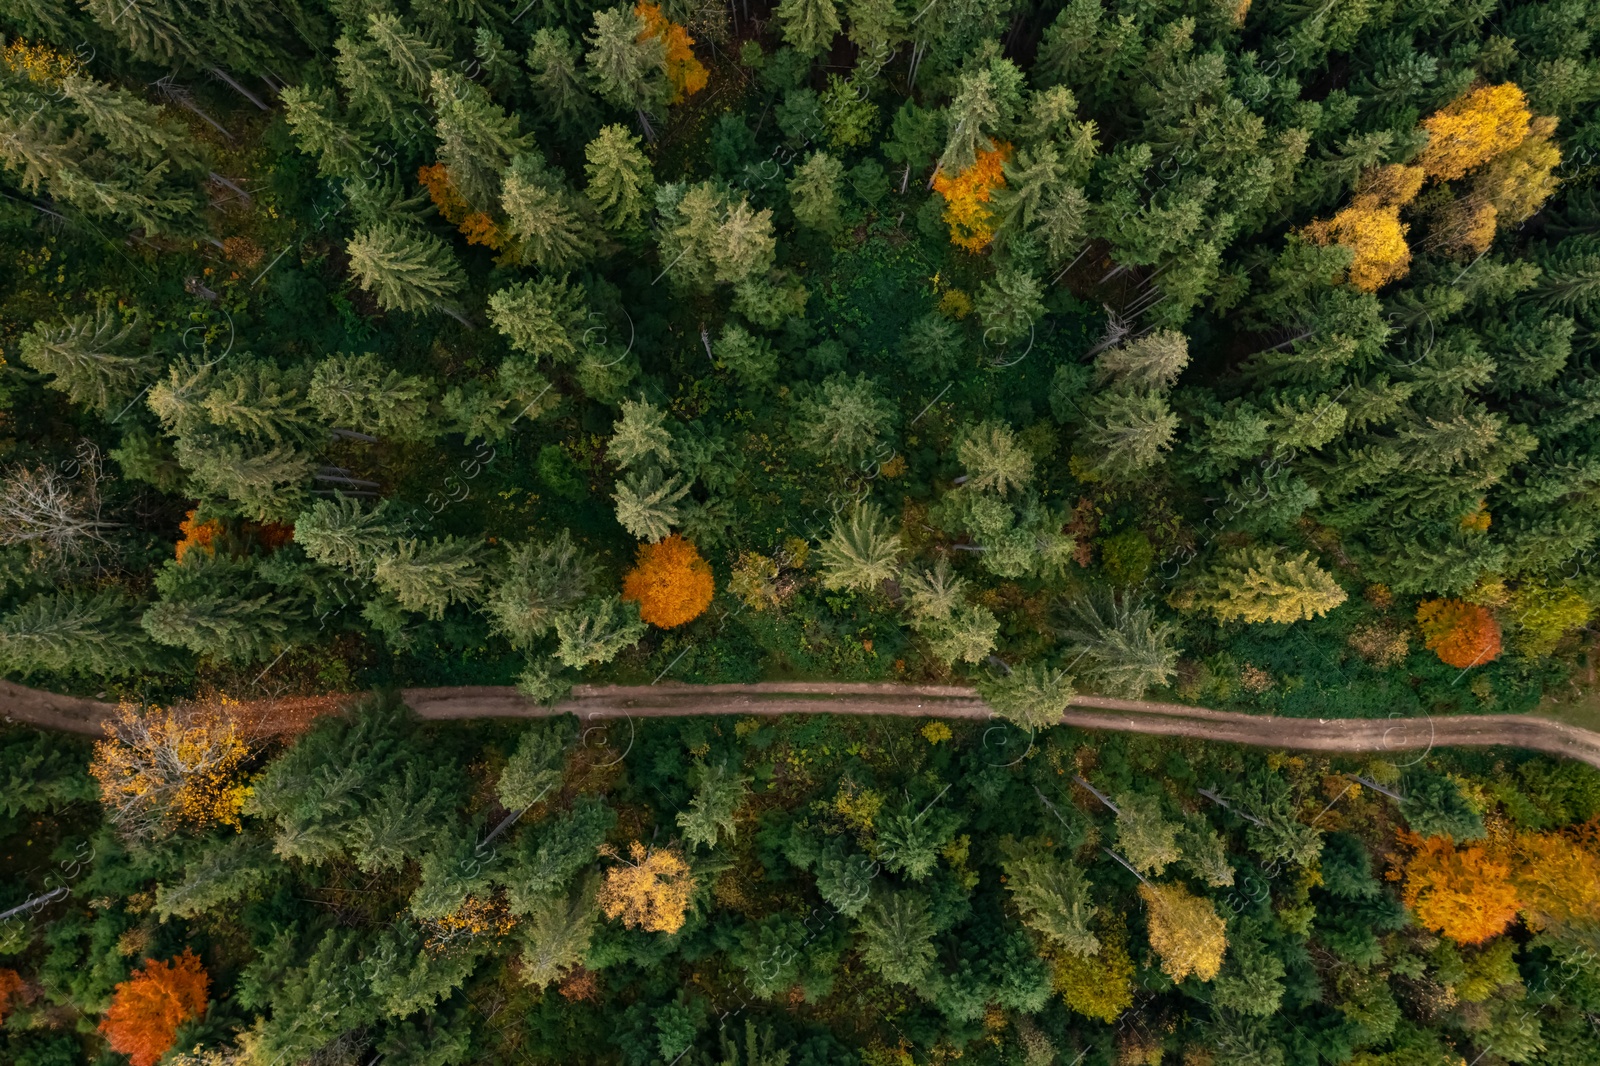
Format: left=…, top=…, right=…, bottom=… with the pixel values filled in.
left=516, top=879, right=600, bottom=989
left=775, top=0, right=841, bottom=57
left=608, top=399, right=675, bottom=468
left=347, top=222, right=466, bottom=314
left=792, top=372, right=896, bottom=464
left=373, top=537, right=485, bottom=619
left=956, top=422, right=1034, bottom=497
left=281, top=86, right=372, bottom=180
left=552, top=597, right=647, bottom=668
left=977, top=663, right=1073, bottom=731
left=1113, top=791, right=1182, bottom=876
left=715, top=323, right=779, bottom=388
left=528, top=28, right=599, bottom=134
left=1000, top=840, right=1100, bottom=956
left=487, top=531, right=599, bottom=648
left=1095, top=329, right=1190, bottom=390
left=1077, top=389, right=1179, bottom=480
left=585, top=5, right=669, bottom=117
left=676, top=760, right=752, bottom=851
left=308, top=353, right=434, bottom=441
left=857, top=891, right=937, bottom=986
left=612, top=467, right=689, bottom=542
left=1192, top=546, right=1348, bottom=625
left=0, top=589, right=156, bottom=678
left=789, top=150, right=846, bottom=235
left=975, top=267, right=1045, bottom=345
left=816, top=503, right=902, bottom=591
left=501, top=154, right=592, bottom=272
left=431, top=69, right=531, bottom=211
left=293, top=496, right=407, bottom=575
left=1055, top=590, right=1180, bottom=698
left=584, top=124, right=655, bottom=230
left=488, top=276, right=589, bottom=364
left=18, top=307, right=153, bottom=414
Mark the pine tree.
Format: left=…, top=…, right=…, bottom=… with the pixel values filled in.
left=922, top=603, right=1000, bottom=666
left=608, top=398, right=676, bottom=467
left=676, top=760, right=751, bottom=850
left=347, top=222, right=466, bottom=314
left=1055, top=590, right=1179, bottom=699
left=715, top=323, right=779, bottom=387
left=957, top=422, right=1034, bottom=497
left=976, top=663, right=1073, bottom=731
left=1078, top=389, right=1179, bottom=479
left=61, top=75, right=201, bottom=172
left=141, top=554, right=305, bottom=663
left=612, top=467, right=689, bottom=541
left=552, top=596, right=647, bottom=668
left=501, top=153, right=592, bottom=271
left=281, top=86, right=373, bottom=180
left=585, top=5, right=669, bottom=116
left=18, top=307, right=153, bottom=413
left=789, top=150, right=845, bottom=235
left=488, top=276, right=589, bottom=364
left=431, top=70, right=532, bottom=211
left=774, top=0, right=841, bottom=58
left=516, top=880, right=599, bottom=988
left=1000, top=842, right=1100, bottom=957
left=710, top=194, right=777, bottom=285
left=584, top=123, right=655, bottom=230
left=858, top=890, right=936, bottom=986
left=373, top=536, right=485, bottom=619
left=815, top=503, right=902, bottom=591
left=1193, top=546, right=1348, bottom=625
left=308, top=352, right=434, bottom=442
left=940, top=68, right=1003, bottom=174
left=293, top=496, right=408, bottom=575
left=0, top=589, right=155, bottom=678
left=527, top=28, right=598, bottom=135
left=793, top=372, right=896, bottom=464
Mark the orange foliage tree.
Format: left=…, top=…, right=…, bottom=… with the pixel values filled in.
left=931, top=143, right=1011, bottom=253
left=0, top=967, right=23, bottom=1022
left=99, top=949, right=209, bottom=1066
left=636, top=2, right=706, bottom=103
left=174, top=510, right=221, bottom=563
left=1509, top=824, right=1600, bottom=933
left=419, top=162, right=505, bottom=250
left=1415, top=598, right=1503, bottom=668
left=1400, top=832, right=1520, bottom=944
left=90, top=699, right=252, bottom=839
left=597, top=841, right=696, bottom=933
left=1418, top=83, right=1532, bottom=181
left=622, top=534, right=714, bottom=628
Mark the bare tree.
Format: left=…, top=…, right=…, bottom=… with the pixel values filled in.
left=0, top=444, right=119, bottom=563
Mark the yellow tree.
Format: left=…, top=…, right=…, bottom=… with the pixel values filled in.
left=1400, top=832, right=1520, bottom=944
left=1138, top=882, right=1226, bottom=982
left=90, top=699, right=252, bottom=839
left=597, top=841, right=695, bottom=933
left=1418, top=83, right=1532, bottom=182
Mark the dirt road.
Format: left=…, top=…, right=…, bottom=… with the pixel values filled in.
left=7, top=678, right=1600, bottom=770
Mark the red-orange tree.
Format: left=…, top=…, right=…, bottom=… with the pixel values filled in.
left=622, top=534, right=714, bottom=628
left=1400, top=832, right=1520, bottom=944
left=1416, top=598, right=1502, bottom=668
left=636, top=2, right=706, bottom=103
left=0, top=967, right=23, bottom=1022
left=99, top=949, right=209, bottom=1066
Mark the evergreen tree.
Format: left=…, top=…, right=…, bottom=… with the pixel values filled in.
left=1191, top=546, right=1348, bottom=625
left=18, top=307, right=153, bottom=413
left=1000, top=841, right=1099, bottom=957
left=585, top=5, right=669, bottom=118
left=789, top=150, right=845, bottom=236
left=792, top=372, right=896, bottom=464
left=1095, top=330, right=1190, bottom=390
left=501, top=153, right=592, bottom=271
left=366, top=12, right=449, bottom=97
left=498, top=718, right=577, bottom=811
left=141, top=554, right=307, bottom=663
left=308, top=353, right=434, bottom=441
left=61, top=75, right=201, bottom=172
left=431, top=70, right=532, bottom=211
left=956, top=422, right=1034, bottom=497
left=293, top=496, right=408, bottom=576
left=486, top=531, right=599, bottom=647
left=1077, top=389, right=1179, bottom=480
left=940, top=67, right=1003, bottom=174
left=676, top=760, right=752, bottom=850
left=281, top=86, right=373, bottom=181
left=976, top=663, right=1073, bottom=731
left=516, top=879, right=600, bottom=988
left=975, top=267, right=1045, bottom=345
left=0, top=589, right=156, bottom=678
left=488, top=276, right=590, bottom=363
left=1054, top=590, right=1180, bottom=698
left=715, top=323, right=779, bottom=388
left=774, top=0, right=841, bottom=58
left=551, top=596, right=647, bottom=667
left=347, top=222, right=467, bottom=314
left=857, top=890, right=937, bottom=986
left=609, top=399, right=676, bottom=468
left=1113, top=791, right=1182, bottom=876
left=815, top=503, right=902, bottom=592
left=584, top=124, right=655, bottom=231
left=373, top=536, right=485, bottom=619
left=527, top=28, right=599, bottom=136
left=612, top=467, right=689, bottom=542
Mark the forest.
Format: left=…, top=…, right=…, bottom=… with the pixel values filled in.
left=4, top=0, right=1600, bottom=1060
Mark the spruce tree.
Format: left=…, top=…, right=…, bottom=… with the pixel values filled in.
left=815, top=503, right=901, bottom=591
left=431, top=70, right=532, bottom=211
left=373, top=536, right=485, bottom=619
left=486, top=531, right=599, bottom=647
left=527, top=28, right=599, bottom=136
left=1078, top=389, right=1179, bottom=479
left=293, top=496, right=409, bottom=575
left=976, top=663, right=1074, bottom=731
left=774, top=0, right=841, bottom=59
left=1193, top=546, right=1348, bottom=625
left=585, top=5, right=669, bottom=117
left=608, top=398, right=676, bottom=468
left=857, top=891, right=936, bottom=986
left=1000, top=842, right=1099, bottom=957
left=487, top=276, right=589, bottom=363
left=583, top=124, right=655, bottom=231
left=792, top=372, right=896, bottom=464
left=281, top=86, right=373, bottom=181
left=18, top=307, right=154, bottom=414
left=501, top=154, right=592, bottom=271
left=788, top=150, right=846, bottom=236
left=308, top=352, right=434, bottom=442
left=956, top=422, right=1034, bottom=497
left=347, top=222, right=467, bottom=314
left=552, top=596, right=647, bottom=667
left=612, top=467, right=689, bottom=542
left=676, top=760, right=752, bottom=851
left=0, top=589, right=156, bottom=678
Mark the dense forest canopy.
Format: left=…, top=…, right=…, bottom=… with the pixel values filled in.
left=1, top=0, right=1599, bottom=715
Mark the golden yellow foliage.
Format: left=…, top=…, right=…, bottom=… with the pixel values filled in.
left=598, top=841, right=695, bottom=933
left=1138, top=881, right=1227, bottom=982
left=931, top=144, right=1011, bottom=253
left=1304, top=203, right=1412, bottom=292
left=1355, top=163, right=1426, bottom=208
left=921, top=721, right=952, bottom=744
left=1418, top=83, right=1532, bottom=182
left=91, top=700, right=252, bottom=838
left=1050, top=920, right=1135, bottom=1022
left=1472, top=114, right=1561, bottom=225
left=1509, top=825, right=1600, bottom=933
left=1, top=38, right=82, bottom=83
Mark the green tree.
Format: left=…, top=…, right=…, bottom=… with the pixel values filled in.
left=857, top=891, right=937, bottom=986
left=308, top=353, right=434, bottom=441
left=502, top=153, right=592, bottom=271
left=876, top=805, right=960, bottom=881
left=281, top=86, right=373, bottom=180
left=1096, top=329, right=1189, bottom=390
left=608, top=398, right=676, bottom=468
left=584, top=124, right=655, bottom=230
left=516, top=878, right=600, bottom=989
left=676, top=760, right=752, bottom=851
left=488, top=276, right=589, bottom=364
left=141, top=554, right=306, bottom=663
left=975, top=266, right=1045, bottom=345
left=715, top=322, right=779, bottom=388
left=1113, top=791, right=1182, bottom=876
left=774, top=0, right=841, bottom=58
left=977, top=663, right=1074, bottom=731
left=1192, top=546, right=1348, bottom=625
left=1055, top=590, right=1180, bottom=698
left=528, top=28, right=599, bottom=135
left=612, top=467, right=689, bottom=541
left=18, top=307, right=153, bottom=414
left=373, top=537, right=485, bottom=619
left=585, top=5, right=669, bottom=118
left=816, top=503, right=902, bottom=591
left=293, top=496, right=407, bottom=575
left=552, top=597, right=647, bottom=668
left=498, top=719, right=576, bottom=811
left=1000, top=840, right=1100, bottom=956
left=789, top=150, right=846, bottom=235
left=347, top=222, right=466, bottom=315
left=1077, top=389, right=1179, bottom=480
left=487, top=531, right=599, bottom=648
left=939, top=66, right=1004, bottom=174
left=792, top=372, right=896, bottom=464
left=0, top=589, right=156, bottom=678
left=957, top=422, right=1034, bottom=496
left=431, top=70, right=531, bottom=211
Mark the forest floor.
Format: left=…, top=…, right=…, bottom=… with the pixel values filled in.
left=6, top=678, right=1600, bottom=769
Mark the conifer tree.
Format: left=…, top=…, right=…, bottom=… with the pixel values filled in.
left=1113, top=791, right=1182, bottom=876
left=857, top=891, right=937, bottom=986
left=293, top=496, right=409, bottom=575
left=585, top=5, right=669, bottom=118
left=18, top=307, right=153, bottom=413
left=1077, top=390, right=1179, bottom=479
left=793, top=372, right=896, bottom=464
left=612, top=467, right=689, bottom=542
left=431, top=70, right=532, bottom=211
left=501, top=153, right=592, bottom=271
left=281, top=86, right=373, bottom=181
left=552, top=596, right=647, bottom=668
left=940, top=67, right=1003, bottom=174
left=1001, top=842, right=1099, bottom=957
left=676, top=760, right=752, bottom=851
left=715, top=323, right=780, bottom=387
left=373, top=536, right=485, bottom=619
left=1055, top=590, right=1179, bottom=699
left=308, top=353, right=434, bottom=441
left=0, top=589, right=155, bottom=678
left=789, top=150, right=846, bottom=235
left=488, top=276, right=589, bottom=364
left=366, top=12, right=448, bottom=97
left=141, top=554, right=306, bottom=663
left=1095, top=330, right=1190, bottom=390
left=608, top=399, right=676, bottom=468
left=975, top=267, right=1044, bottom=345
left=61, top=75, right=201, bottom=172
left=815, top=503, right=902, bottom=591
left=347, top=222, right=467, bottom=314
left=516, top=880, right=600, bottom=988
left=528, top=28, right=599, bottom=135
left=976, top=663, right=1073, bottom=731
left=956, top=422, right=1034, bottom=497
left=584, top=124, right=655, bottom=230
left=1193, top=546, right=1348, bottom=625
left=487, top=531, right=600, bottom=647
left=774, top=0, right=841, bottom=57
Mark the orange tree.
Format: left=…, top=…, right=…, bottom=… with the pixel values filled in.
left=1415, top=598, right=1502, bottom=668
left=99, top=949, right=209, bottom=1066
left=1400, top=832, right=1520, bottom=944
left=931, top=144, right=1011, bottom=253
left=1510, top=824, right=1600, bottom=933
left=636, top=2, right=706, bottom=103
left=622, top=534, right=714, bottom=628
left=0, top=967, right=22, bottom=1022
